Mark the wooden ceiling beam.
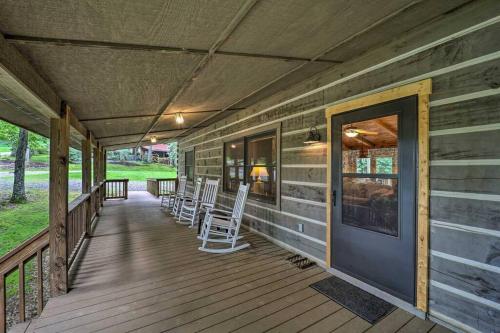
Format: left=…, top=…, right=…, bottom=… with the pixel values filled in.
left=4, top=34, right=342, bottom=64
left=96, top=126, right=206, bottom=140
left=375, top=119, right=398, bottom=138
left=69, top=110, right=88, bottom=138
left=79, top=108, right=243, bottom=122
left=352, top=136, right=375, bottom=148
left=0, top=33, right=61, bottom=122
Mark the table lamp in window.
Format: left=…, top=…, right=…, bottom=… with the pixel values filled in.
left=250, top=166, right=269, bottom=195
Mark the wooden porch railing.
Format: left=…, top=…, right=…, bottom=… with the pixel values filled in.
left=0, top=229, right=48, bottom=333
left=104, top=179, right=129, bottom=200
left=0, top=182, right=105, bottom=332
left=67, top=194, right=89, bottom=267
left=146, top=178, right=177, bottom=197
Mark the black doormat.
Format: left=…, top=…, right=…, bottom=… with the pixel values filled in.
left=310, top=276, right=396, bottom=324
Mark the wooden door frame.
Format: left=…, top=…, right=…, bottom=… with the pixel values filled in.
left=325, top=79, right=431, bottom=312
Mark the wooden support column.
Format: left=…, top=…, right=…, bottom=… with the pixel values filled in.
left=93, top=145, right=99, bottom=186
left=100, top=149, right=105, bottom=205
left=103, top=149, right=107, bottom=181
left=49, top=103, right=70, bottom=297
left=82, top=133, right=92, bottom=236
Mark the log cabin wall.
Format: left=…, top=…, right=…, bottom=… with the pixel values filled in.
left=178, top=4, right=500, bottom=332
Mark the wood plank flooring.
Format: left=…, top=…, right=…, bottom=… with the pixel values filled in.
left=19, top=192, right=450, bottom=333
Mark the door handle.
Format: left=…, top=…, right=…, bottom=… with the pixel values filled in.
left=332, top=190, right=337, bottom=206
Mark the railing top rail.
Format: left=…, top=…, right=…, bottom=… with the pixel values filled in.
left=68, top=193, right=91, bottom=212
left=0, top=228, right=49, bottom=275
left=147, top=178, right=177, bottom=181
left=105, top=179, right=129, bottom=182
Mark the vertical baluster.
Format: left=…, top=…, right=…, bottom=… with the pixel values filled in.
left=70, top=212, right=73, bottom=251
left=18, top=262, right=25, bottom=322
left=72, top=211, right=75, bottom=251
left=75, top=207, right=79, bottom=244
left=36, top=249, right=43, bottom=314
left=1, top=273, right=5, bottom=333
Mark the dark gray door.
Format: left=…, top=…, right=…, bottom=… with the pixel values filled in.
left=331, top=96, right=417, bottom=304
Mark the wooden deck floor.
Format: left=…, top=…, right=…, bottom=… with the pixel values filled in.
left=23, top=192, right=449, bottom=333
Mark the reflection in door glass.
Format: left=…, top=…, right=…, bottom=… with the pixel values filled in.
left=341, top=115, right=399, bottom=236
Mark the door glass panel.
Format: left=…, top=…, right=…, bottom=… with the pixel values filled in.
left=341, top=115, right=399, bottom=236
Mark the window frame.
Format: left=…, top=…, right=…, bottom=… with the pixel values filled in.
left=223, top=123, right=281, bottom=210
left=184, top=148, right=195, bottom=182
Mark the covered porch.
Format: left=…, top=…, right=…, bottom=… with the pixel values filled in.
left=0, top=1, right=499, bottom=332
left=21, top=192, right=440, bottom=333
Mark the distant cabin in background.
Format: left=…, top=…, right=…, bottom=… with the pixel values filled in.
left=139, top=144, right=172, bottom=164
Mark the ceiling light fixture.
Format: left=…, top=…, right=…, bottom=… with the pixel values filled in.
left=345, top=128, right=359, bottom=138
left=175, top=113, right=184, bottom=124
left=151, top=136, right=157, bottom=143
left=304, top=126, right=321, bottom=144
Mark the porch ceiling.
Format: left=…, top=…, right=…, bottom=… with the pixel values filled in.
left=0, top=0, right=469, bottom=149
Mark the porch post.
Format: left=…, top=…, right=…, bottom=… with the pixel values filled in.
left=82, top=133, right=92, bottom=236
left=103, top=149, right=107, bottom=181
left=100, top=148, right=104, bottom=205
left=49, top=102, right=70, bottom=296
left=93, top=145, right=99, bottom=186
left=93, top=144, right=100, bottom=215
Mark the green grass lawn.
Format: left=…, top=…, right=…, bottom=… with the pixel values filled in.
left=0, top=190, right=81, bottom=257
left=1, top=159, right=176, bottom=181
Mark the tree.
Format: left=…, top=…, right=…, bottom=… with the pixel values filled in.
left=167, top=142, right=177, bottom=167
left=10, top=128, right=28, bottom=202
left=0, top=120, right=49, bottom=157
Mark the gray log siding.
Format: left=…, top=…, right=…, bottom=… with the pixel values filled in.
left=430, top=94, right=500, bottom=131
left=179, top=13, right=500, bottom=332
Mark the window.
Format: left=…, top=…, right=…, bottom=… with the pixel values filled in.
left=356, top=158, right=370, bottom=173
left=224, top=139, right=244, bottom=192
left=376, top=157, right=393, bottom=174
left=185, top=150, right=194, bottom=181
left=224, top=129, right=278, bottom=204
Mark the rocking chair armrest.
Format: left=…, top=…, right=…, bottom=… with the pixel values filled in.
left=211, top=214, right=233, bottom=220
left=207, top=208, right=232, bottom=215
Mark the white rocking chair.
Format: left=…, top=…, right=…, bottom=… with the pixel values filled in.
left=178, top=178, right=219, bottom=228
left=160, top=179, right=178, bottom=209
left=171, top=176, right=187, bottom=216
left=198, top=183, right=250, bottom=253
left=177, top=177, right=203, bottom=225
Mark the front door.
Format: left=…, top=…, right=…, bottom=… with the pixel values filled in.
left=331, top=96, right=417, bottom=304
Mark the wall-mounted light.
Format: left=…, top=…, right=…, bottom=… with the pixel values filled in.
left=304, top=126, right=321, bottom=144
left=175, top=113, right=184, bottom=124
left=151, top=136, right=157, bottom=143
